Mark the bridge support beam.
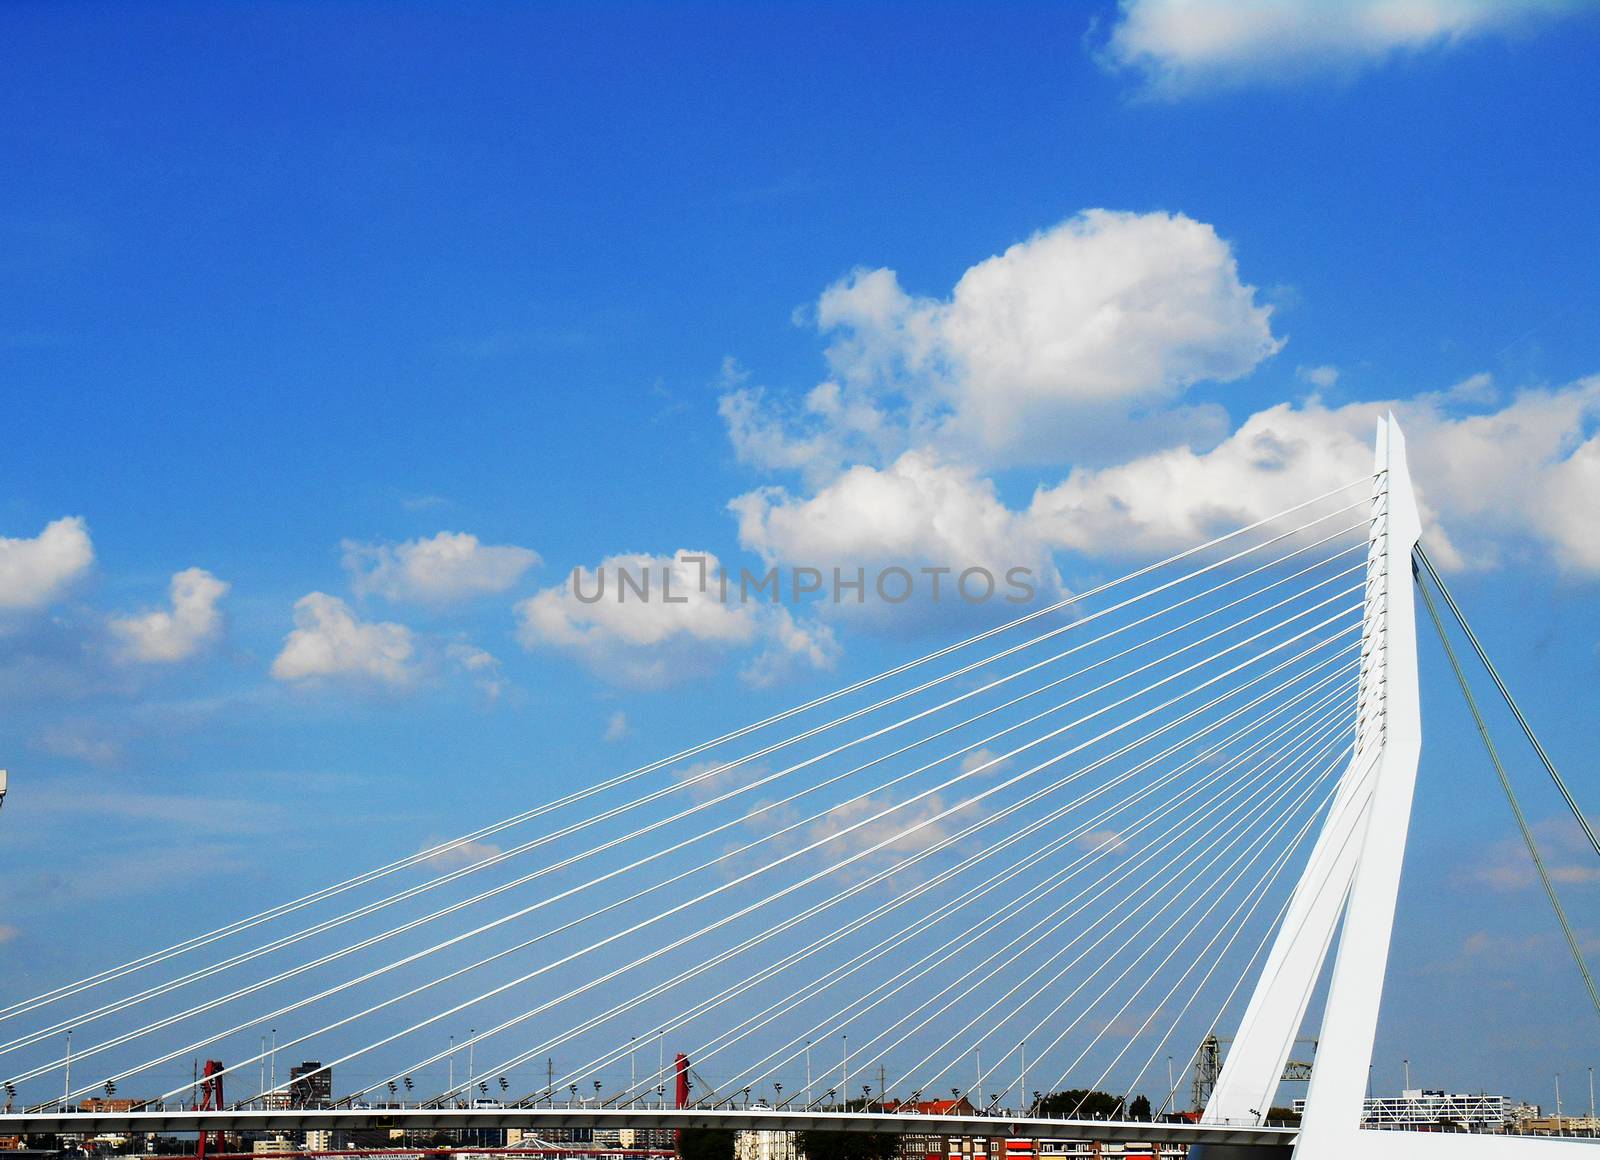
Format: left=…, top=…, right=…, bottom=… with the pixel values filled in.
left=1289, top=414, right=1424, bottom=1154
left=1207, top=417, right=1595, bottom=1157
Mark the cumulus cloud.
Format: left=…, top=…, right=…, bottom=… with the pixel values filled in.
left=343, top=531, right=539, bottom=603
left=0, top=516, right=93, bottom=610
left=545, top=209, right=1598, bottom=685
left=516, top=550, right=837, bottom=688
left=1028, top=376, right=1600, bottom=573
left=1027, top=396, right=1381, bottom=557
left=734, top=363, right=1600, bottom=608
left=739, top=608, right=842, bottom=688
left=271, top=593, right=417, bottom=685
left=603, top=711, right=630, bottom=742
left=731, top=450, right=1059, bottom=612
left=109, top=567, right=229, bottom=662
left=1101, top=0, right=1582, bottom=93
left=726, top=210, right=1279, bottom=471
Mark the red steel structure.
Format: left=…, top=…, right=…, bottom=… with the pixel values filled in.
left=196, top=1060, right=226, bottom=1158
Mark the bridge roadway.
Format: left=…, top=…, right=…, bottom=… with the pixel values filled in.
left=0, top=1107, right=1293, bottom=1150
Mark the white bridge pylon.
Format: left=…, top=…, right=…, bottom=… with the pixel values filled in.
left=1207, top=416, right=1592, bottom=1156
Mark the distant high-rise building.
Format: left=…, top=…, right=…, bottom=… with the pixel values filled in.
left=288, top=1062, right=332, bottom=1108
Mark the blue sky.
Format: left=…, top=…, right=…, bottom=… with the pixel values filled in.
left=2, top=0, right=1599, bottom=1114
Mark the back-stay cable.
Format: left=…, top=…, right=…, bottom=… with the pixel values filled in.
left=0, top=478, right=1373, bottom=1027
left=1414, top=545, right=1600, bottom=860
left=1415, top=557, right=1600, bottom=1023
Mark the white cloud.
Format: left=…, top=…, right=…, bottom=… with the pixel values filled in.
left=0, top=516, right=93, bottom=610
left=960, top=747, right=1014, bottom=778
left=808, top=792, right=963, bottom=862
left=109, top=567, right=228, bottom=662
left=446, top=642, right=507, bottom=702
left=20, top=781, right=289, bottom=832
left=420, top=837, right=503, bottom=870
left=1077, top=828, right=1129, bottom=854
left=343, top=531, right=539, bottom=603
left=1026, top=377, right=1600, bottom=573
left=727, top=210, right=1279, bottom=470
left=1027, top=396, right=1380, bottom=557
left=1297, top=364, right=1340, bottom=388
left=670, top=756, right=769, bottom=802
left=270, top=593, right=417, bottom=685
left=1102, top=0, right=1582, bottom=93
left=731, top=450, right=1059, bottom=604
left=927, top=210, right=1281, bottom=452
left=739, top=608, right=841, bottom=689
left=603, top=710, right=630, bottom=742
left=31, top=721, right=121, bottom=765
left=1466, top=817, right=1600, bottom=893
left=730, top=365, right=1600, bottom=598
left=516, top=550, right=836, bottom=688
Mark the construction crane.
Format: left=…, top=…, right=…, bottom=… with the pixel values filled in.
left=1191, top=1033, right=1317, bottom=1110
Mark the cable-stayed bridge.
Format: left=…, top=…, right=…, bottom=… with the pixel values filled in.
left=2, top=417, right=1595, bottom=1158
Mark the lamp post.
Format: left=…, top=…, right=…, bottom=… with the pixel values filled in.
left=842, top=1035, right=849, bottom=1106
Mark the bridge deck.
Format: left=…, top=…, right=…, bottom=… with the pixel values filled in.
left=0, top=1108, right=1292, bottom=1148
